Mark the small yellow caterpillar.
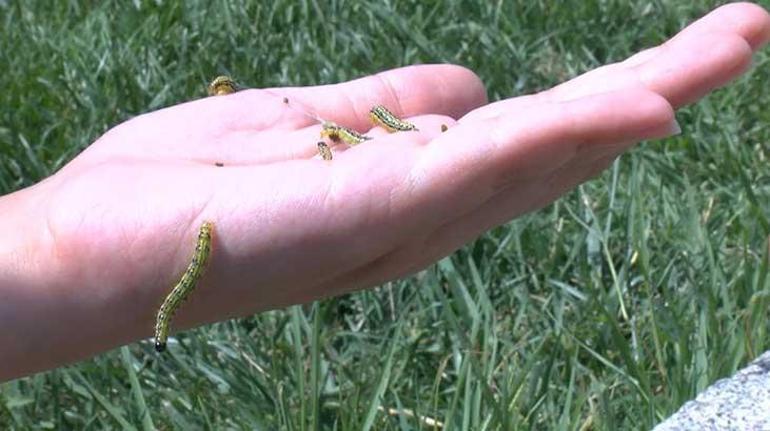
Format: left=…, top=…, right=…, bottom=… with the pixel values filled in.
left=207, top=76, right=238, bottom=96
left=320, top=121, right=372, bottom=146
left=154, top=221, right=214, bottom=352
left=369, top=105, right=418, bottom=132
left=317, top=141, right=333, bottom=161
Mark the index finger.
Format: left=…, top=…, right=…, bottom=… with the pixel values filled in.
left=257, top=64, right=488, bottom=130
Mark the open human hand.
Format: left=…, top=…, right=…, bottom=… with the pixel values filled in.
left=1, top=2, right=768, bottom=381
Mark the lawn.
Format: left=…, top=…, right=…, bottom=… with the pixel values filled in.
left=2, top=1, right=770, bottom=429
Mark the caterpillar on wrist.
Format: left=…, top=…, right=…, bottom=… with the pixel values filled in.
left=154, top=221, right=214, bottom=352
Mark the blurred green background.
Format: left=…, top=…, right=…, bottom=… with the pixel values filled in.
left=2, top=1, right=770, bottom=429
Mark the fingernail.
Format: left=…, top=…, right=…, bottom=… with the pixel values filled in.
left=667, top=118, right=682, bottom=137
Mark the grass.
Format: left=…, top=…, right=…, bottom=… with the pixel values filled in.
left=2, top=0, right=770, bottom=429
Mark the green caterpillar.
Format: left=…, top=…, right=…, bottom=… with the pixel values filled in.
left=369, top=105, right=418, bottom=132
left=320, top=121, right=372, bottom=146
left=154, top=221, right=214, bottom=352
left=317, top=141, right=333, bottom=161
left=207, top=76, right=238, bottom=96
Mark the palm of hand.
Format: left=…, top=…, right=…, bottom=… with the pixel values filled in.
left=36, top=3, right=769, bottom=328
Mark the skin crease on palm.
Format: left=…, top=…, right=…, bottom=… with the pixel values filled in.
left=0, top=3, right=769, bottom=382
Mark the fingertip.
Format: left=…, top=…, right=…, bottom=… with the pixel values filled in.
left=704, top=31, right=755, bottom=85
left=709, top=2, right=770, bottom=50
left=435, top=64, right=489, bottom=113
left=541, top=87, right=678, bottom=145
left=558, top=87, right=677, bottom=142
left=639, top=31, right=754, bottom=108
left=379, top=64, right=488, bottom=118
left=625, top=88, right=679, bottom=139
left=620, top=88, right=680, bottom=139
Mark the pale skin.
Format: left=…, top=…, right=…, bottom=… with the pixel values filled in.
left=1, top=3, right=768, bottom=382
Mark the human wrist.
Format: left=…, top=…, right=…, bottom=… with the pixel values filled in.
left=0, top=182, right=73, bottom=381
left=0, top=184, right=56, bottom=290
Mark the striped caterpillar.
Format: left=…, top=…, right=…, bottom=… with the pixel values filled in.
left=154, top=221, right=214, bottom=352
left=207, top=76, right=238, bottom=96
left=316, top=105, right=417, bottom=157
left=320, top=121, right=372, bottom=146
left=317, top=141, right=333, bottom=161
left=369, top=105, right=418, bottom=132
left=315, top=106, right=417, bottom=158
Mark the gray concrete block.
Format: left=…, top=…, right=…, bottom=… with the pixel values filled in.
left=654, top=351, right=770, bottom=431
